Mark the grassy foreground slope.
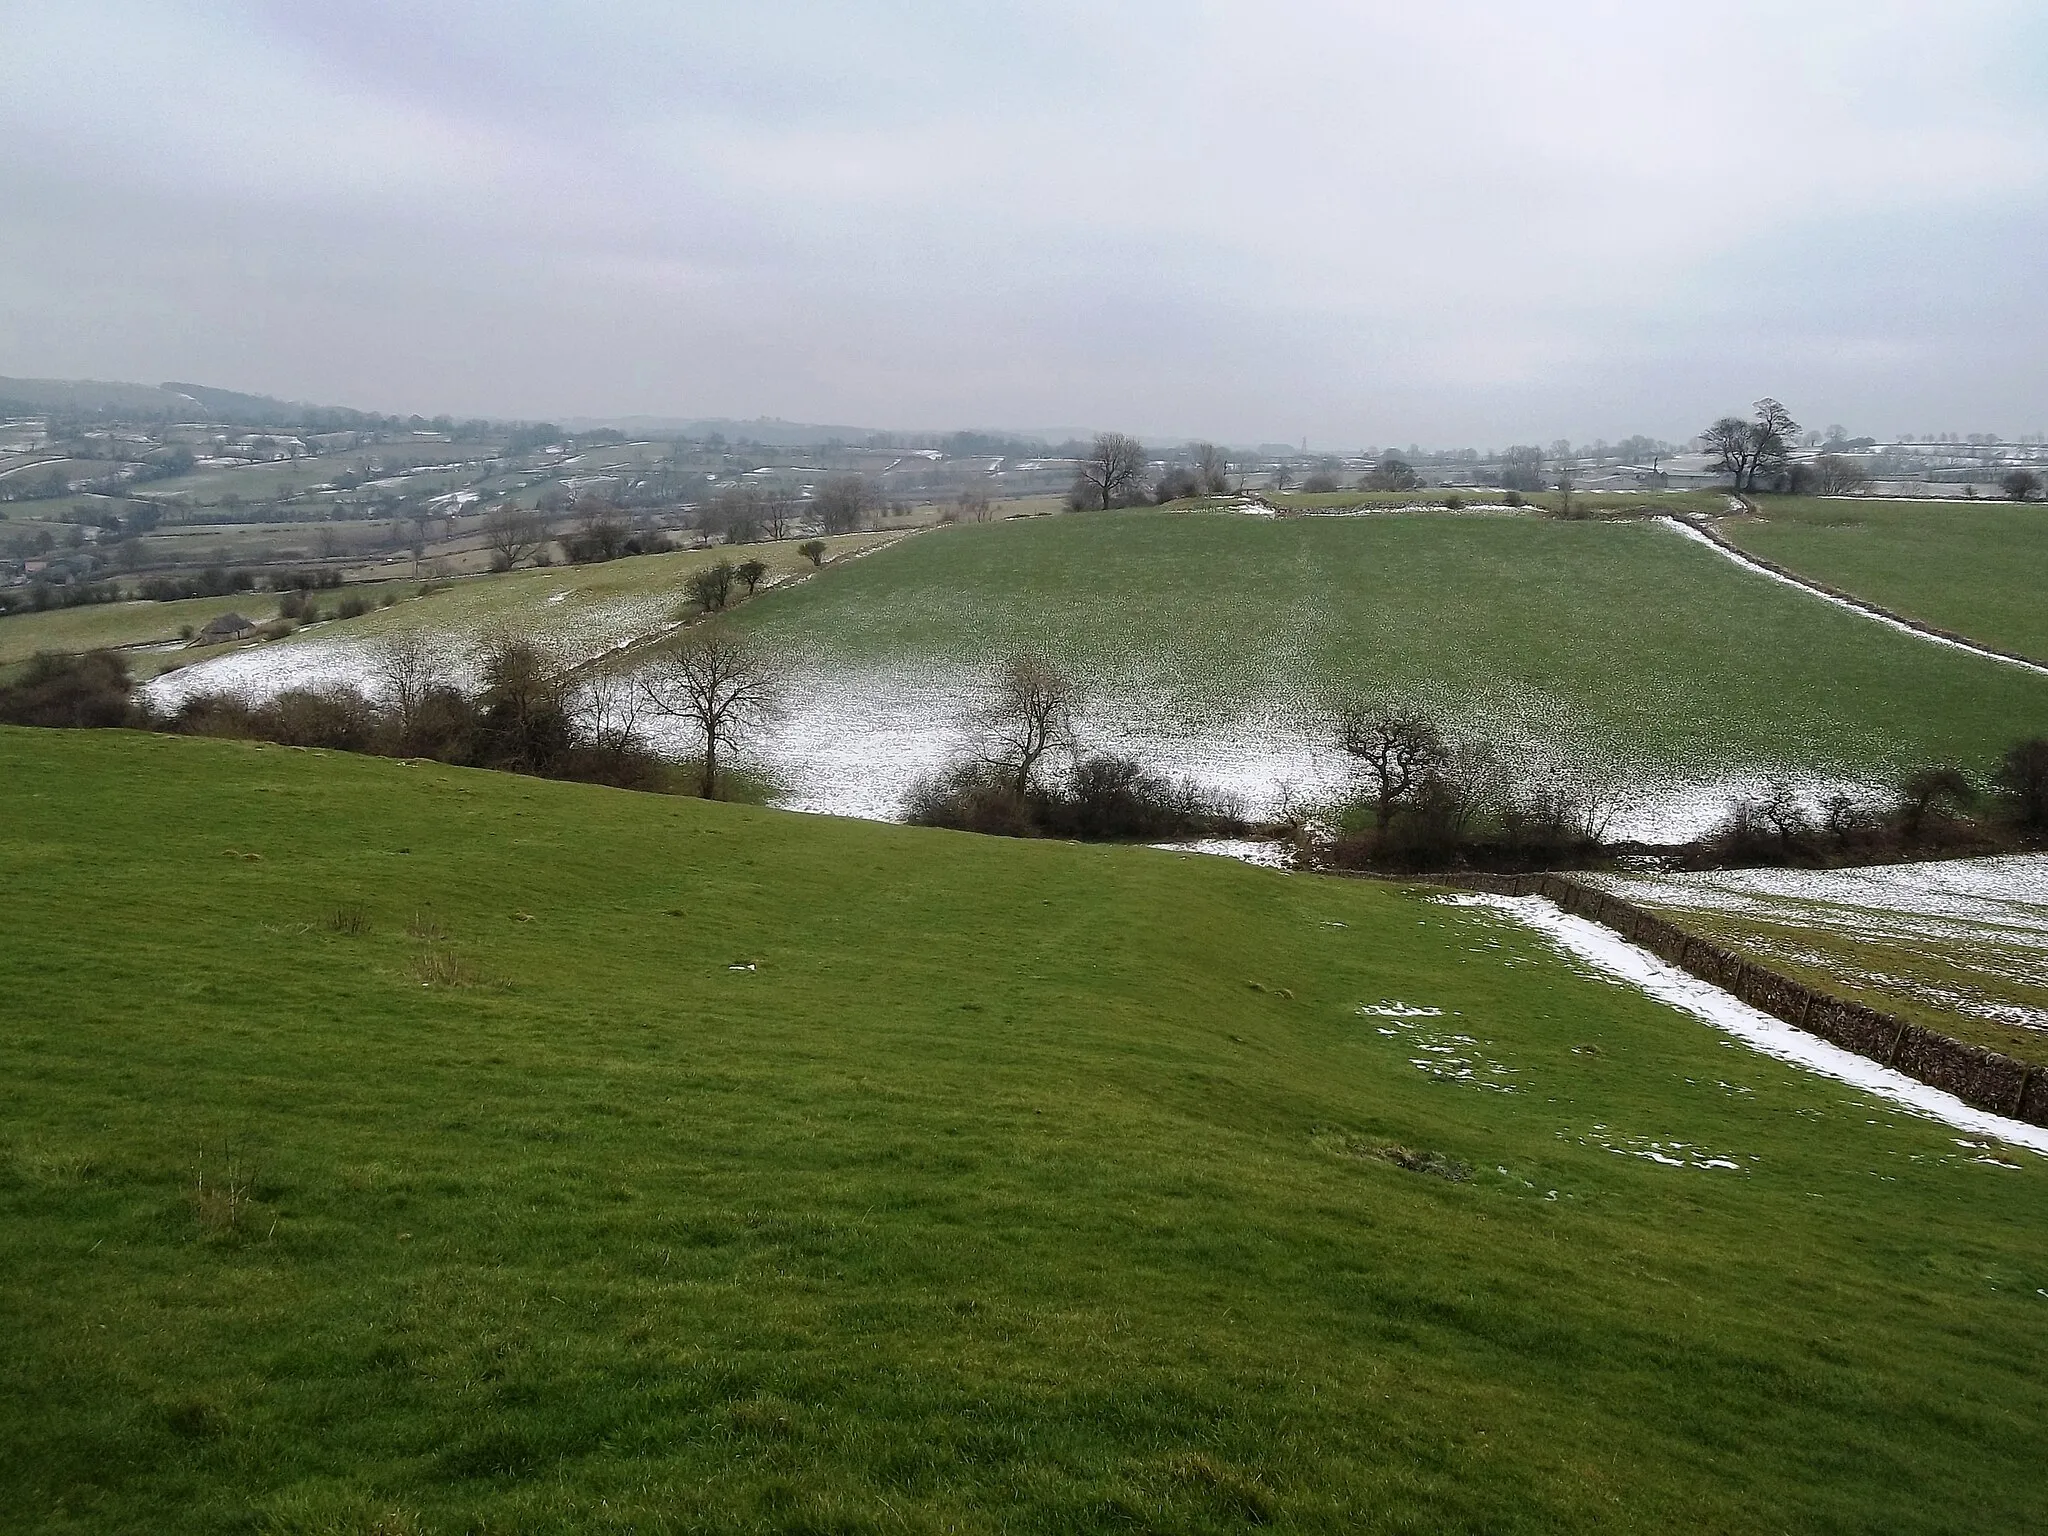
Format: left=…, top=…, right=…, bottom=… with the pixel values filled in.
left=1718, top=498, right=2048, bottom=662
left=738, top=509, right=2048, bottom=782
left=3, top=729, right=2046, bottom=1534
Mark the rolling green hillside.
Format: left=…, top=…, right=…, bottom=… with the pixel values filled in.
left=2, top=727, right=2044, bottom=1533
left=734, top=508, right=2048, bottom=783
left=1719, top=498, right=2048, bottom=662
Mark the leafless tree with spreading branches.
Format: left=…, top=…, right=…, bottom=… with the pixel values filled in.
left=976, top=654, right=1079, bottom=796
left=1336, top=705, right=1447, bottom=830
left=1192, top=441, right=1232, bottom=495
left=1703, top=398, right=1799, bottom=491
left=1079, top=433, right=1148, bottom=509
left=816, top=474, right=880, bottom=533
left=638, top=624, right=786, bottom=798
left=484, top=503, right=549, bottom=570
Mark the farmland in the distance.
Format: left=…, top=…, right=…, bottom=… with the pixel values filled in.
left=731, top=508, right=2048, bottom=830
left=1715, top=498, right=2048, bottom=661
left=3, top=726, right=2045, bottom=1533
left=130, top=532, right=898, bottom=700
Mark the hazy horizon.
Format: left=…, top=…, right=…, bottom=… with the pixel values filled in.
left=5, top=1, right=2045, bottom=445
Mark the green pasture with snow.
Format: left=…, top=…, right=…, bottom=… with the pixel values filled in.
left=2, top=726, right=2045, bottom=1532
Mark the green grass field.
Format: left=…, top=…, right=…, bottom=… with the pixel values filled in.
left=129, top=534, right=903, bottom=700
left=1, top=536, right=895, bottom=690
left=2, top=726, right=2044, bottom=1533
left=0, top=587, right=400, bottom=679
left=1717, top=498, right=2048, bottom=662
left=734, top=509, right=2048, bottom=787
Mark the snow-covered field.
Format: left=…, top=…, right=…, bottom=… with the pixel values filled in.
left=147, top=629, right=1871, bottom=846
left=1585, top=857, right=2048, bottom=1038
left=735, top=659, right=1872, bottom=842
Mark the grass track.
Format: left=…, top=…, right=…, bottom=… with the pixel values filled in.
left=735, top=509, right=2048, bottom=785
left=1717, top=498, right=2048, bottom=662
left=2, top=727, right=2045, bottom=1532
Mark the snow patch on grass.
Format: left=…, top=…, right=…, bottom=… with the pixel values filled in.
left=1444, top=891, right=2048, bottom=1155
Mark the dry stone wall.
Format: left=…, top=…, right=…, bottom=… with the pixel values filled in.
left=1449, top=870, right=2048, bottom=1129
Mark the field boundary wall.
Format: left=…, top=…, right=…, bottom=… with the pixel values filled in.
left=1445, top=870, right=2048, bottom=1129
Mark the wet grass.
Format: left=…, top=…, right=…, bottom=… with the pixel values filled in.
left=3, top=726, right=2047, bottom=1532
left=734, top=508, right=2048, bottom=787
left=1718, top=497, right=2048, bottom=661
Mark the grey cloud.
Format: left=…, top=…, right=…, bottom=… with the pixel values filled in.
left=2, top=0, right=2044, bottom=443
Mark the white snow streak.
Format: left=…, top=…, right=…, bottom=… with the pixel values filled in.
left=1658, top=517, right=2048, bottom=678
left=1443, top=892, right=2048, bottom=1155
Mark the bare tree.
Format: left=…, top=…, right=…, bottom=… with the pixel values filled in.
left=1362, top=457, right=1419, bottom=492
left=761, top=495, right=799, bottom=541
left=1896, top=765, right=1974, bottom=843
left=685, top=559, right=736, bottom=612
left=1336, top=705, right=1447, bottom=830
left=1192, top=441, right=1232, bottom=496
left=798, top=539, right=827, bottom=567
left=576, top=665, right=654, bottom=776
left=2000, top=468, right=2042, bottom=502
left=638, top=625, right=785, bottom=798
left=1500, top=444, right=1544, bottom=492
left=976, top=654, right=1079, bottom=796
left=371, top=631, right=448, bottom=749
left=1701, top=417, right=1752, bottom=486
left=1079, top=433, right=1147, bottom=509
left=815, top=474, right=880, bottom=533
left=1703, top=398, right=1799, bottom=491
left=957, top=487, right=994, bottom=522
left=484, top=503, right=548, bottom=570
left=736, top=557, right=769, bottom=595
left=703, top=483, right=761, bottom=544
left=569, top=497, right=630, bottom=562
left=1812, top=455, right=1872, bottom=496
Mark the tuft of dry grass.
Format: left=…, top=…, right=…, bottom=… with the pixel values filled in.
left=190, top=1142, right=261, bottom=1236
left=411, top=946, right=483, bottom=988
left=328, top=903, right=372, bottom=936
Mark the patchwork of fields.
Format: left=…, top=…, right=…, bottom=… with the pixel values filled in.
left=2, top=727, right=2045, bottom=1532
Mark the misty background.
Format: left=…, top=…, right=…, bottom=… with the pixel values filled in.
left=3, top=0, right=2045, bottom=444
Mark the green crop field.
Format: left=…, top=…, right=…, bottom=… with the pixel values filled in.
left=2, top=725, right=2044, bottom=1533
left=734, top=508, right=2048, bottom=788
left=1717, top=498, right=2048, bottom=662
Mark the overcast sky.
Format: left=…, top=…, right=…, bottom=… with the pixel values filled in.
left=3, top=1, right=2044, bottom=445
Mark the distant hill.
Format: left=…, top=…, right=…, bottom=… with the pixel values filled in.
left=565, top=414, right=897, bottom=446
left=0, top=376, right=206, bottom=417
left=0, top=374, right=391, bottom=429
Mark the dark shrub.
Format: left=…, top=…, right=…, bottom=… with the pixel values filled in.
left=169, top=691, right=265, bottom=739
left=264, top=686, right=380, bottom=752
left=1992, top=738, right=2048, bottom=832
left=0, top=651, right=135, bottom=729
